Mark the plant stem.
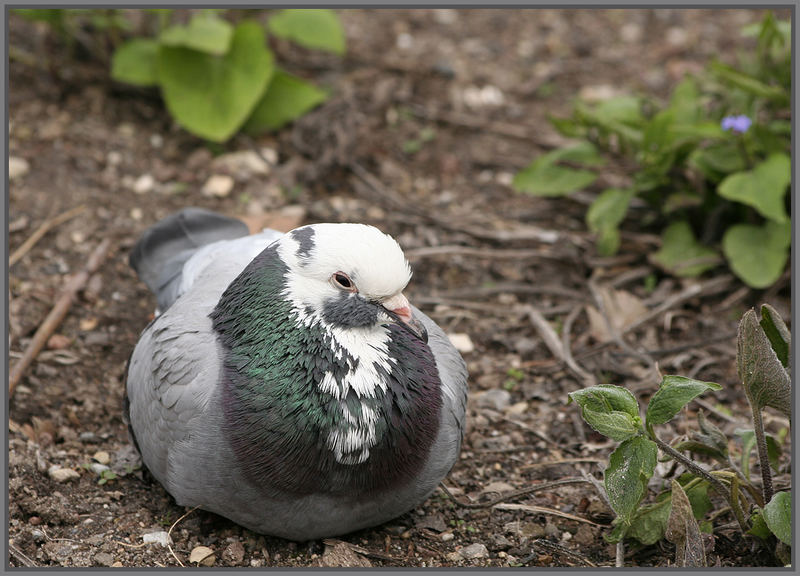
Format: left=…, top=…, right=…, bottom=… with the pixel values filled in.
left=651, top=434, right=748, bottom=533
left=750, top=407, right=774, bottom=503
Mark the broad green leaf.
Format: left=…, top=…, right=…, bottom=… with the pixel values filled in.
left=718, top=154, right=790, bottom=223
left=268, top=9, right=346, bottom=55
left=711, top=61, right=789, bottom=103
left=576, top=96, right=644, bottom=144
left=688, top=144, right=747, bottom=180
left=646, top=376, right=722, bottom=426
left=111, top=38, right=159, bottom=87
left=642, top=109, right=676, bottom=153
left=512, top=162, right=597, bottom=197
left=762, top=492, right=791, bottom=545
left=723, top=221, right=791, bottom=289
left=157, top=20, right=274, bottom=142
left=695, top=410, right=729, bottom=458
left=160, top=13, right=233, bottom=55
left=737, top=308, right=791, bottom=417
left=569, top=384, right=641, bottom=441
left=605, top=436, right=658, bottom=523
left=244, top=69, right=328, bottom=133
left=586, top=188, right=634, bottom=255
left=748, top=509, right=772, bottom=540
left=550, top=140, right=605, bottom=167
left=759, top=304, right=791, bottom=368
left=669, top=122, right=725, bottom=141
left=651, top=221, right=719, bottom=277
left=626, top=480, right=710, bottom=545
left=668, top=78, right=700, bottom=125
left=665, top=480, right=706, bottom=567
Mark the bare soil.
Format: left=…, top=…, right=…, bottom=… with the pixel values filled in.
left=8, top=8, right=791, bottom=568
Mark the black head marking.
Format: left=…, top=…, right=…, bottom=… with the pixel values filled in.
left=322, top=293, right=379, bottom=328
left=291, top=227, right=315, bottom=265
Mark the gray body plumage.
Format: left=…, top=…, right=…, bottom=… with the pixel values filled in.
left=126, top=209, right=468, bottom=541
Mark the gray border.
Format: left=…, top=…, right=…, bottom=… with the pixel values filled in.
left=3, top=2, right=798, bottom=576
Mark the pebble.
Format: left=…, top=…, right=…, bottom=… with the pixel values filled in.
left=210, top=149, right=275, bottom=177
left=506, top=401, right=529, bottom=415
left=9, top=156, right=30, bottom=180
left=130, top=208, right=143, bottom=221
left=133, top=174, right=155, bottom=195
left=106, top=151, right=122, bottom=166
left=459, top=543, right=489, bottom=560
left=94, top=552, right=115, bottom=567
left=223, top=541, right=245, bottom=565
left=202, top=174, right=234, bottom=197
left=89, top=463, right=110, bottom=475
left=441, top=532, right=454, bottom=542
left=142, top=531, right=172, bottom=547
left=48, top=466, right=80, bottom=483
left=46, top=334, right=71, bottom=350
left=473, top=389, right=511, bottom=411
left=448, top=333, right=474, bottom=354
left=31, top=529, right=46, bottom=543
left=92, top=451, right=111, bottom=465
left=189, top=546, right=216, bottom=566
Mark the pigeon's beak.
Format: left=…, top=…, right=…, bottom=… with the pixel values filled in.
left=381, top=292, right=428, bottom=342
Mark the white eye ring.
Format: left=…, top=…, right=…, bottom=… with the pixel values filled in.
left=331, top=271, right=356, bottom=292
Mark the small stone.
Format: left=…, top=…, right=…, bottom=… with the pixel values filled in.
left=80, top=317, right=99, bottom=331
left=31, top=529, right=46, bottom=543
left=111, top=561, right=123, bottom=567
left=150, top=134, right=164, bottom=149
left=416, top=514, right=447, bottom=533
left=9, top=156, right=30, bottom=180
left=482, top=481, right=514, bottom=495
left=459, top=543, right=489, bottom=560
left=223, top=541, right=245, bottom=565
left=142, top=531, right=172, bottom=548
left=473, top=389, right=511, bottom=411
left=446, top=551, right=462, bottom=562
left=130, top=208, right=143, bottom=221
left=90, top=463, right=110, bottom=475
left=106, top=151, right=122, bottom=166
left=190, top=546, right=216, bottom=566
left=448, top=333, right=474, bottom=354
left=133, top=174, right=155, bottom=194
left=506, top=401, right=529, bottom=415
left=48, top=466, right=80, bottom=483
left=490, top=534, right=513, bottom=551
left=46, top=334, right=71, bottom=350
left=202, top=174, right=234, bottom=197
left=94, top=552, right=115, bottom=567
left=29, top=516, right=41, bottom=526
left=441, top=532, right=454, bottom=542
left=211, top=149, right=274, bottom=177
left=317, top=542, right=371, bottom=568
left=92, top=451, right=111, bottom=465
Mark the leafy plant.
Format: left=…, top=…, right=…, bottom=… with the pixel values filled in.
left=569, top=303, right=791, bottom=565
left=12, top=9, right=345, bottom=142
left=514, top=12, right=791, bottom=289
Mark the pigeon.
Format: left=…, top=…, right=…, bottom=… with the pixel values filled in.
left=125, top=208, right=468, bottom=541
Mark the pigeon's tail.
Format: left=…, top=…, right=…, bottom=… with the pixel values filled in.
left=130, top=208, right=249, bottom=312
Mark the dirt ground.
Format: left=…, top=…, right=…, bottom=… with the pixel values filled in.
left=8, top=8, right=791, bottom=568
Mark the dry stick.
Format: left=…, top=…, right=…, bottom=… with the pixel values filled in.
left=440, top=477, right=589, bottom=510
left=9, top=205, right=86, bottom=267
left=494, top=503, right=603, bottom=526
left=520, top=458, right=602, bottom=471
left=166, top=506, right=199, bottom=567
left=530, top=538, right=598, bottom=567
left=9, top=238, right=111, bottom=398
left=562, top=306, right=596, bottom=388
left=523, top=304, right=594, bottom=385
left=8, top=542, right=38, bottom=568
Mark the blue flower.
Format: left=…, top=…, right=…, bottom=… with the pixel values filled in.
left=721, top=115, right=752, bottom=133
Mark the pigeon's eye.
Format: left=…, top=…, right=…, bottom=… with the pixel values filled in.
left=332, top=272, right=355, bottom=291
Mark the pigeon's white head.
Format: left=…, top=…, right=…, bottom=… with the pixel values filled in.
left=275, top=223, right=424, bottom=339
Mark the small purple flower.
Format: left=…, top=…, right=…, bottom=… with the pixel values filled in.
left=721, top=115, right=752, bottom=133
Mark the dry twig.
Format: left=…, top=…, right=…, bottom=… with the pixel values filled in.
left=166, top=506, right=199, bottom=567
left=9, top=238, right=111, bottom=398
left=9, top=205, right=86, bottom=267
left=440, top=477, right=589, bottom=510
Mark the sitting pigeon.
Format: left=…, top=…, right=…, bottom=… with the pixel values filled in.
left=125, top=208, right=468, bottom=541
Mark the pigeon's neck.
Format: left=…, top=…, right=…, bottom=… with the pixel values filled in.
left=210, top=246, right=443, bottom=497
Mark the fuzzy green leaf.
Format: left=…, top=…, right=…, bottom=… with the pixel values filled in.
left=748, top=510, right=772, bottom=540
left=759, top=303, right=791, bottom=369
left=157, top=21, right=274, bottom=142
left=160, top=13, right=234, bottom=55
left=718, top=154, right=790, bottom=223
left=605, top=436, right=658, bottom=523
left=763, top=492, right=791, bottom=545
left=626, top=480, right=710, bottom=546
left=586, top=188, right=635, bottom=256
left=711, top=61, right=789, bottom=103
left=695, top=409, right=729, bottom=458
left=568, top=385, right=641, bottom=441
left=688, top=144, right=747, bottom=181
left=646, top=376, right=722, bottom=427
left=513, top=143, right=600, bottom=197
left=723, top=221, right=791, bottom=289
left=652, top=221, right=719, bottom=277
left=268, top=9, right=346, bottom=55
left=244, top=69, right=328, bottom=133
left=111, top=38, right=159, bottom=87
left=737, top=308, right=791, bottom=418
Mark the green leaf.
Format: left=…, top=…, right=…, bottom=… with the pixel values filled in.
left=759, top=304, right=791, bottom=369
left=668, top=78, right=700, bottom=125
left=665, top=480, right=706, bottom=567
left=626, top=480, right=710, bottom=546
left=568, top=384, right=641, bottom=441
left=646, top=376, right=722, bottom=427
left=513, top=143, right=601, bottom=197
left=605, top=436, right=658, bottom=523
left=160, top=13, right=234, bottom=55
left=243, top=69, right=328, bottom=134
left=711, top=61, right=789, bottom=103
left=157, top=20, right=274, bottom=142
left=268, top=9, right=346, bottom=55
left=718, top=154, right=790, bottom=223
left=586, top=188, right=634, bottom=256
left=695, top=410, right=729, bottom=458
left=651, top=221, right=719, bottom=277
left=735, top=428, right=757, bottom=480
left=762, top=492, right=791, bottom=545
left=737, top=308, right=791, bottom=417
left=723, top=221, right=791, bottom=289
left=748, top=509, right=772, bottom=540
left=688, top=144, right=747, bottom=181
left=111, top=38, right=159, bottom=87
